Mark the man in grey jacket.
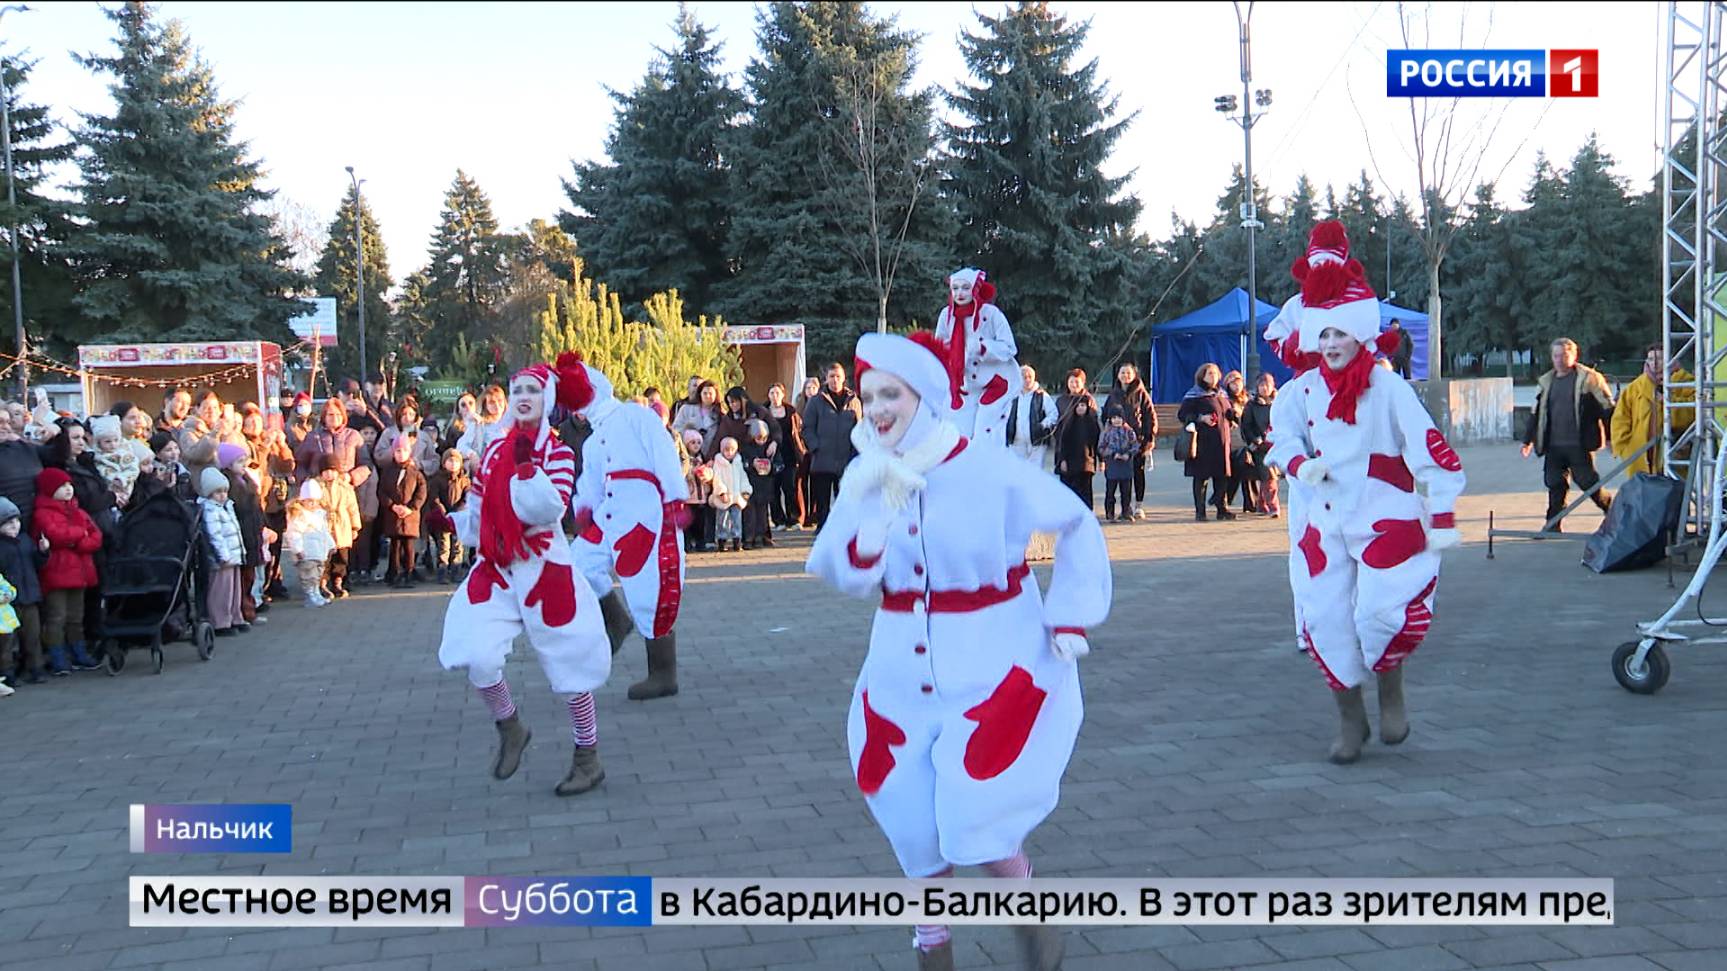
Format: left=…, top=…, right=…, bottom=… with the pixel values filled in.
left=1521, top=337, right=1616, bottom=529
left=801, top=362, right=861, bottom=532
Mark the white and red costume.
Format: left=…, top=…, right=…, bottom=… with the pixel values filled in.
left=1266, top=222, right=1465, bottom=692
left=933, top=268, right=1021, bottom=445
left=438, top=361, right=609, bottom=698
left=807, top=332, right=1111, bottom=879
left=569, top=361, right=689, bottom=700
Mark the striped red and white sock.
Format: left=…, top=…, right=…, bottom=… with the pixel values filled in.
left=982, top=850, right=1032, bottom=879
left=913, top=865, right=954, bottom=952
left=567, top=692, right=598, bottom=747
left=476, top=679, right=516, bottom=721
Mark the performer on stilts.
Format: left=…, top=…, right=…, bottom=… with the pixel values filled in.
left=807, top=332, right=1112, bottom=971
left=438, top=355, right=612, bottom=796
left=1265, top=220, right=1466, bottom=764
left=933, top=268, right=1020, bottom=445
left=566, top=357, right=689, bottom=701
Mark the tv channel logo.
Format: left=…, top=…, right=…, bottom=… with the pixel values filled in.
left=1387, top=50, right=1598, bottom=98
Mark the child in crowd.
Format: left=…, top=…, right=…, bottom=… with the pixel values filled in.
left=708, top=435, right=750, bottom=553
left=198, top=467, right=246, bottom=636
left=0, top=573, right=15, bottom=695
left=317, top=455, right=362, bottom=600
left=378, top=434, right=428, bottom=589
left=680, top=430, right=715, bottom=553
left=1099, top=406, right=1141, bottom=522
left=739, top=419, right=780, bottom=549
left=91, top=414, right=141, bottom=507
left=33, top=468, right=103, bottom=674
left=353, top=423, right=383, bottom=583
left=0, top=497, right=44, bottom=685
left=426, top=448, right=470, bottom=583
left=284, top=480, right=335, bottom=607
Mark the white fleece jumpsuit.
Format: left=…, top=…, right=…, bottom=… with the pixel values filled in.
left=807, top=439, right=1112, bottom=876
left=934, top=302, right=1020, bottom=445
left=1267, top=366, right=1466, bottom=690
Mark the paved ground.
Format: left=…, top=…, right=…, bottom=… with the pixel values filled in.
left=3, top=444, right=1725, bottom=971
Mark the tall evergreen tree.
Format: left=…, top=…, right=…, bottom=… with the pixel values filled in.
left=562, top=4, right=741, bottom=313
left=312, top=183, right=392, bottom=381
left=716, top=1, right=951, bottom=366
left=70, top=2, right=308, bottom=343
left=943, top=1, right=1141, bottom=372
left=420, top=169, right=508, bottom=367
left=1546, top=136, right=1651, bottom=359
left=0, top=51, right=79, bottom=360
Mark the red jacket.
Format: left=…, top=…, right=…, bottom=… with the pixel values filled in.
left=33, top=498, right=102, bottom=591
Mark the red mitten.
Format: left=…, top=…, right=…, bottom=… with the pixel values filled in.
left=512, top=431, right=535, bottom=476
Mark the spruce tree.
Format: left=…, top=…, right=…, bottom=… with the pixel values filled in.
left=312, top=183, right=392, bottom=381
left=944, top=1, right=1141, bottom=372
left=421, top=169, right=508, bottom=367
left=71, top=2, right=308, bottom=343
left=562, top=4, right=741, bottom=313
left=716, top=1, right=951, bottom=366
left=0, top=51, right=79, bottom=359
left=1547, top=136, right=1651, bottom=359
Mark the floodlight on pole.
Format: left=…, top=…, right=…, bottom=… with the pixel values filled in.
left=1, top=4, right=29, bottom=401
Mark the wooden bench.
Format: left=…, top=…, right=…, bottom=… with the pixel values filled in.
left=1153, top=403, right=1181, bottom=440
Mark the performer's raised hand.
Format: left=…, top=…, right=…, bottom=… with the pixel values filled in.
left=854, top=514, right=890, bottom=561
left=512, top=431, right=535, bottom=468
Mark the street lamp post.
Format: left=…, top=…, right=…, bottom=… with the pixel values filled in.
left=1216, top=2, right=1270, bottom=378
left=1, top=4, right=30, bottom=402
left=345, top=166, right=368, bottom=385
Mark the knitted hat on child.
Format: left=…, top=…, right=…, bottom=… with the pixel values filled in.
left=0, top=496, right=18, bottom=524
left=36, top=467, right=72, bottom=498
left=197, top=467, right=230, bottom=498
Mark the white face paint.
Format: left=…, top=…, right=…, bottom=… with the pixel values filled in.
left=950, top=276, right=975, bottom=306
left=1319, top=328, right=1362, bottom=371
left=860, top=369, right=920, bottom=451
left=510, top=377, right=544, bottom=426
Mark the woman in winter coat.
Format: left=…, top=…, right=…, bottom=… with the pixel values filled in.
left=1220, top=370, right=1252, bottom=512
left=1178, top=363, right=1236, bottom=521
left=1102, top=363, right=1158, bottom=519
left=793, top=376, right=823, bottom=527
left=48, top=419, right=116, bottom=650
left=1237, top=373, right=1280, bottom=516
left=711, top=386, right=779, bottom=460
left=801, top=364, right=862, bottom=531
left=375, top=400, right=441, bottom=477
left=679, top=430, right=715, bottom=553
left=441, top=392, right=479, bottom=454
left=376, top=435, right=429, bottom=588
left=197, top=467, right=246, bottom=635
left=32, top=468, right=103, bottom=674
left=764, top=382, right=805, bottom=529
left=244, top=406, right=296, bottom=599
left=671, top=380, right=723, bottom=453
left=1053, top=393, right=1101, bottom=508
left=296, top=399, right=371, bottom=491
left=806, top=332, right=1111, bottom=971
left=426, top=448, right=471, bottom=583
left=218, top=443, right=265, bottom=624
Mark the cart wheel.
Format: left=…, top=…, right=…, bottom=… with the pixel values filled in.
left=150, top=636, right=165, bottom=676
left=1612, top=641, right=1671, bottom=694
left=103, top=640, right=124, bottom=677
left=195, top=623, right=215, bottom=661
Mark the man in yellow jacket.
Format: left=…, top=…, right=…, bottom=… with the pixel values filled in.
left=1611, top=343, right=1695, bottom=476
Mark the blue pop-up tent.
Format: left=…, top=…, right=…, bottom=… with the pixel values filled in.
left=1148, top=288, right=1283, bottom=403
left=1149, top=290, right=1433, bottom=402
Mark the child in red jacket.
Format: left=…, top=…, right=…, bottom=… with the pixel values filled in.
left=32, top=468, right=103, bottom=675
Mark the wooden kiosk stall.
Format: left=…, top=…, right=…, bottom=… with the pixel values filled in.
left=724, top=324, right=806, bottom=402
left=78, top=341, right=286, bottom=415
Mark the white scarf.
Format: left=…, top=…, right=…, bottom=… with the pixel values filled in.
left=847, top=406, right=963, bottom=516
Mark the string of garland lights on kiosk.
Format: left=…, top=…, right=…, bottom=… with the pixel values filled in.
left=0, top=340, right=313, bottom=390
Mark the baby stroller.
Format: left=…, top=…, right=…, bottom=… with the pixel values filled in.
left=99, top=488, right=215, bottom=675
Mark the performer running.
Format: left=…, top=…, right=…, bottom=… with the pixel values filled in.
left=933, top=267, right=1021, bottom=444
left=566, top=356, right=689, bottom=701
left=438, top=355, right=611, bottom=796
left=807, top=331, right=1111, bottom=971
left=1265, top=222, right=1466, bottom=764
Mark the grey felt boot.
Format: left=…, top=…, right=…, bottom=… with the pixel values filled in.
left=1377, top=667, right=1409, bottom=745
left=554, top=745, right=605, bottom=796
left=1328, top=686, right=1372, bottom=764
left=916, top=941, right=955, bottom=971
left=627, top=633, right=679, bottom=700
left=1013, top=924, right=1065, bottom=970
left=600, top=590, right=635, bottom=656
left=492, top=714, right=531, bottom=780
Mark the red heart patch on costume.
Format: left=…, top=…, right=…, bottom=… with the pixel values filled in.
left=523, top=560, right=578, bottom=627
left=856, top=690, right=906, bottom=796
left=963, top=666, right=1047, bottom=781
left=1367, top=453, right=1415, bottom=492
left=466, top=559, right=509, bottom=605
left=1426, top=429, right=1462, bottom=472
left=1363, top=518, right=1427, bottom=570
left=613, top=523, right=656, bottom=578
left=979, top=374, right=1010, bottom=406
left=1299, top=525, right=1328, bottom=578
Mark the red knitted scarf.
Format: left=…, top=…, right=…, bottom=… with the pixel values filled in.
left=479, top=422, right=537, bottom=567
left=1320, top=348, right=1376, bottom=424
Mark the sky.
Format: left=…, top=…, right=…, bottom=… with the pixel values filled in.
left=6, top=1, right=1663, bottom=297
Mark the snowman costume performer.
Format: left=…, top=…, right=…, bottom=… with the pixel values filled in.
left=807, top=332, right=1111, bottom=971
left=567, top=358, right=689, bottom=701
left=933, top=268, right=1020, bottom=444
left=1264, top=221, right=1466, bottom=764
left=439, top=355, right=611, bottom=796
